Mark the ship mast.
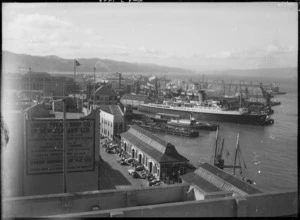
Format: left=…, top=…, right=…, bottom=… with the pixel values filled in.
left=233, top=133, right=240, bottom=175
left=213, top=127, right=219, bottom=165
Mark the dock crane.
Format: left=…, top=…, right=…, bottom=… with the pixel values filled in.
left=259, top=82, right=274, bottom=115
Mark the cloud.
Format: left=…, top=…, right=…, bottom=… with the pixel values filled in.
left=206, top=50, right=232, bottom=59
left=138, top=46, right=166, bottom=56
left=3, top=13, right=102, bottom=57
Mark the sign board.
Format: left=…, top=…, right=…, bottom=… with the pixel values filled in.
left=26, top=119, right=95, bottom=175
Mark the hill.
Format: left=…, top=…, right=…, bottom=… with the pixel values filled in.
left=2, top=51, right=194, bottom=74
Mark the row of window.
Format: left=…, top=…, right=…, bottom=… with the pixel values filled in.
left=95, top=96, right=116, bottom=101
left=124, top=143, right=160, bottom=177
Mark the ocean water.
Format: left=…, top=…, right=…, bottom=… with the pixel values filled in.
left=156, top=76, right=298, bottom=192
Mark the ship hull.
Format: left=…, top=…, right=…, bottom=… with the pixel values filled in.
left=138, top=105, right=273, bottom=126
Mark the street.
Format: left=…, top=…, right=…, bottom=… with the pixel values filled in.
left=98, top=139, right=150, bottom=190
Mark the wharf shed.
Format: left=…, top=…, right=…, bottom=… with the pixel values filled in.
left=180, top=162, right=262, bottom=198
left=120, top=124, right=189, bottom=182
left=120, top=94, right=152, bottom=109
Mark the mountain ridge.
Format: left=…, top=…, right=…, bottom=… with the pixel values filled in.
left=2, top=50, right=194, bottom=73
left=2, top=51, right=297, bottom=79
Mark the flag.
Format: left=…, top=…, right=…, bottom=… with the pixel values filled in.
left=75, top=59, right=80, bottom=66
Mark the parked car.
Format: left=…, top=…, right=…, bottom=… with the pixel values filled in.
left=106, top=148, right=115, bottom=154
left=117, top=158, right=125, bottom=163
left=120, top=161, right=130, bottom=166
left=135, top=165, right=144, bottom=172
left=149, top=179, right=161, bottom=186
left=126, top=158, right=136, bottom=164
left=128, top=169, right=136, bottom=175
left=132, top=171, right=139, bottom=178
left=152, top=181, right=162, bottom=187
left=136, top=171, right=147, bottom=179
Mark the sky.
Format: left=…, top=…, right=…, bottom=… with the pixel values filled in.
left=2, top=2, right=298, bottom=71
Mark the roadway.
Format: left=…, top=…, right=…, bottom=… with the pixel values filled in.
left=98, top=139, right=151, bottom=190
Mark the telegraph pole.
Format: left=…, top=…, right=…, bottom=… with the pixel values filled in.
left=63, top=99, right=67, bottom=193
left=29, top=67, right=32, bottom=119
left=73, top=60, right=77, bottom=100
left=93, top=67, right=96, bottom=109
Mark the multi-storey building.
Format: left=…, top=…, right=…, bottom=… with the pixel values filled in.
left=99, top=105, right=125, bottom=140
left=91, top=85, right=118, bottom=106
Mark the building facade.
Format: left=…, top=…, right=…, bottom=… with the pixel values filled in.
left=120, top=125, right=189, bottom=182
left=99, top=105, right=125, bottom=140
left=91, top=85, right=118, bottom=106
left=20, top=71, right=77, bottom=98
left=120, top=94, right=152, bottom=109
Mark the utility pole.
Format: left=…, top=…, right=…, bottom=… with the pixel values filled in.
left=63, top=99, right=67, bottom=193
left=73, top=61, right=76, bottom=100
left=43, top=75, right=46, bottom=100
left=29, top=67, right=32, bottom=119
left=93, top=67, right=96, bottom=109
left=82, top=75, right=84, bottom=111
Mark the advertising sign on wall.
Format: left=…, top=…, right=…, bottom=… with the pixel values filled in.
left=26, top=119, right=95, bottom=175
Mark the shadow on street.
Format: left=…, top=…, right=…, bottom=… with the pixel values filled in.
left=97, top=157, right=131, bottom=190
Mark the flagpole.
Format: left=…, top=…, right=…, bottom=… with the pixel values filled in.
left=73, top=60, right=76, bottom=100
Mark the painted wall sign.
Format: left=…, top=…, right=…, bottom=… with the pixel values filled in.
left=26, top=119, right=95, bottom=175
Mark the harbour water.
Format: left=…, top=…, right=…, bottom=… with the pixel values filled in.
left=156, top=76, right=297, bottom=192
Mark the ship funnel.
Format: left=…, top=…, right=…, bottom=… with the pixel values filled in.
left=198, top=90, right=206, bottom=104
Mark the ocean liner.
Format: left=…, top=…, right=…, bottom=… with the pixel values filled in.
left=138, top=102, right=274, bottom=126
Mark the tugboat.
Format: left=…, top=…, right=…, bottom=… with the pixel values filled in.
left=211, top=128, right=256, bottom=185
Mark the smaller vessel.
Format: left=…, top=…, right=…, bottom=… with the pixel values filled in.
left=167, top=118, right=218, bottom=131
left=268, top=83, right=286, bottom=95
left=270, top=100, right=281, bottom=106
left=212, top=128, right=256, bottom=185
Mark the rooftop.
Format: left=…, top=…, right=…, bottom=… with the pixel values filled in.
left=121, top=94, right=151, bottom=102
left=180, top=172, right=223, bottom=193
left=185, top=162, right=263, bottom=195
left=99, top=105, right=124, bottom=116
left=120, top=125, right=188, bottom=163
left=93, top=85, right=117, bottom=97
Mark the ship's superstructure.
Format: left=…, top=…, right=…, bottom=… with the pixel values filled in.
left=138, top=102, right=274, bottom=126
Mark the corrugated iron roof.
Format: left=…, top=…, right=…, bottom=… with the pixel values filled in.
left=197, top=163, right=262, bottom=195
left=180, top=172, right=222, bottom=193
left=120, top=125, right=188, bottom=163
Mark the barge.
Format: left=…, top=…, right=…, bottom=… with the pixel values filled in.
left=138, top=124, right=199, bottom=137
